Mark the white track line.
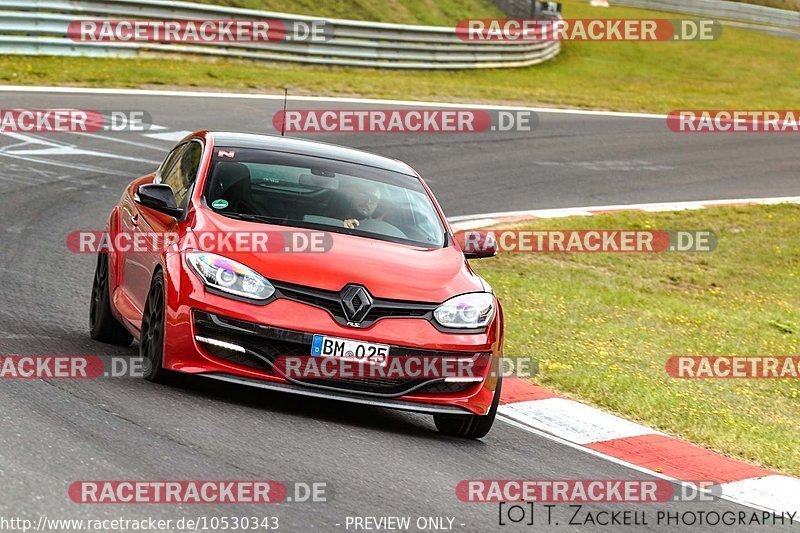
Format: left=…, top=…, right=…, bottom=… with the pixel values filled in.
left=71, top=131, right=168, bottom=151
left=0, top=85, right=668, bottom=119
left=448, top=196, right=800, bottom=228
left=0, top=132, right=161, bottom=165
left=0, top=152, right=138, bottom=177
left=719, top=476, right=800, bottom=515
left=499, top=398, right=662, bottom=444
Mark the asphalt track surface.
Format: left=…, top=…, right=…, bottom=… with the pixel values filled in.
left=0, top=89, right=797, bottom=532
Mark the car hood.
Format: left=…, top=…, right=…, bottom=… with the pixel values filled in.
left=192, top=213, right=485, bottom=302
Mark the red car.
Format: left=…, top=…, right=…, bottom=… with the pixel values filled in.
left=90, top=131, right=503, bottom=438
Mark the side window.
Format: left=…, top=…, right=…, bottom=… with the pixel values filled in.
left=158, top=144, right=186, bottom=183
left=162, top=141, right=202, bottom=208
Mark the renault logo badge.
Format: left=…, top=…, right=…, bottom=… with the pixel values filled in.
left=340, top=285, right=373, bottom=324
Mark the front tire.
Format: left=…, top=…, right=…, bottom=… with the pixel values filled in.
left=434, top=376, right=502, bottom=439
left=140, top=271, right=181, bottom=385
left=89, top=253, right=133, bottom=346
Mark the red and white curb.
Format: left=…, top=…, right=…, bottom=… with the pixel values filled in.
left=448, top=195, right=800, bottom=231
left=497, top=379, right=800, bottom=515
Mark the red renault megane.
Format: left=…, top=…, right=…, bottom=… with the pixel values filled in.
left=90, top=131, right=503, bottom=438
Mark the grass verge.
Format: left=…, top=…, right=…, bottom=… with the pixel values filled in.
left=2, top=1, right=799, bottom=112
left=471, top=204, right=800, bottom=476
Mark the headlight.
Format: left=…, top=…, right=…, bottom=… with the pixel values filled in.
left=433, top=292, right=494, bottom=329
left=186, top=252, right=275, bottom=301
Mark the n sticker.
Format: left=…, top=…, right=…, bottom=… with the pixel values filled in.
left=218, top=150, right=235, bottom=158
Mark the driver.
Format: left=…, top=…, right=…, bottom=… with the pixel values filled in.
left=340, top=184, right=382, bottom=229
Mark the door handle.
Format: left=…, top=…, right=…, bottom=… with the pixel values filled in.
left=131, top=214, right=140, bottom=227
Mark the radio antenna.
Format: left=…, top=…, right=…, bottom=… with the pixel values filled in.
left=280, top=88, right=288, bottom=137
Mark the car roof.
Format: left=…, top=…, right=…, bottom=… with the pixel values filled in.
left=208, top=132, right=419, bottom=177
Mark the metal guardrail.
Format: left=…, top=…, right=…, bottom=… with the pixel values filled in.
left=610, top=0, right=800, bottom=28
left=0, top=0, right=562, bottom=69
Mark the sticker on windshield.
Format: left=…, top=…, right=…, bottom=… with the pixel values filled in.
left=211, top=199, right=229, bottom=209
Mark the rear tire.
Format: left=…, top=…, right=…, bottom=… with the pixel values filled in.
left=140, top=272, right=182, bottom=386
left=89, top=253, right=133, bottom=346
left=434, top=376, right=502, bottom=439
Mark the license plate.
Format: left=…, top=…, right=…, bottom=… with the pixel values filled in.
left=311, top=334, right=389, bottom=367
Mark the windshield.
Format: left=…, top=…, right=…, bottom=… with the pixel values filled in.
left=204, top=147, right=445, bottom=248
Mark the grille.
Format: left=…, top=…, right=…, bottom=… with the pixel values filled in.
left=193, top=311, right=480, bottom=397
left=271, top=281, right=437, bottom=327
left=418, top=381, right=478, bottom=394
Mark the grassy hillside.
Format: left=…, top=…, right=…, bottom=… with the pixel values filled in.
left=190, top=0, right=504, bottom=25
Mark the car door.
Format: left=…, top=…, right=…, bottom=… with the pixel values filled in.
left=122, top=141, right=203, bottom=324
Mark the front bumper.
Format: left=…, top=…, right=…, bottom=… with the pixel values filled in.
left=193, top=310, right=489, bottom=398
left=161, top=255, right=503, bottom=415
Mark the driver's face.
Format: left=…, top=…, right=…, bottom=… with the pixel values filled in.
left=350, top=189, right=381, bottom=218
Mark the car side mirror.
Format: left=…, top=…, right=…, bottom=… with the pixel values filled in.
left=454, top=230, right=498, bottom=259
left=135, top=184, right=182, bottom=218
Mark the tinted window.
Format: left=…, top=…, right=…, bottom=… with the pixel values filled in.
left=162, top=141, right=202, bottom=208
left=158, top=145, right=184, bottom=182
left=205, top=148, right=445, bottom=248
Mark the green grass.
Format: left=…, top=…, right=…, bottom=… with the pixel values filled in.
left=471, top=204, right=800, bottom=476
left=3, top=0, right=799, bottom=112
left=191, top=0, right=504, bottom=25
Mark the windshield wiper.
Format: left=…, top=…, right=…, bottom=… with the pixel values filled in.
left=220, top=212, right=333, bottom=233
left=221, top=212, right=288, bottom=225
